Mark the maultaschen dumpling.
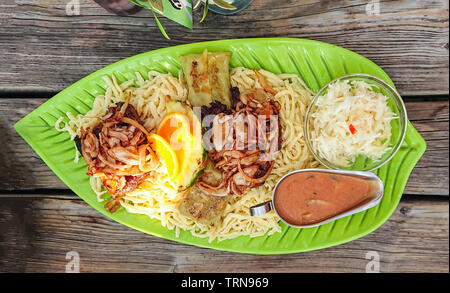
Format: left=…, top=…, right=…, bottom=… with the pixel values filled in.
left=180, top=49, right=232, bottom=107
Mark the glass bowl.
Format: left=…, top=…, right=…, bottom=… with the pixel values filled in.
left=304, top=73, right=408, bottom=171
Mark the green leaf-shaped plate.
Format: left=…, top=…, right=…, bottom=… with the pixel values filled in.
left=14, top=38, right=426, bottom=254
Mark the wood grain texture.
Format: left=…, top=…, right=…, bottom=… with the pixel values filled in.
left=402, top=100, right=449, bottom=195
left=0, top=195, right=447, bottom=273
left=0, top=0, right=448, bottom=95
left=1, top=98, right=448, bottom=195
left=0, top=0, right=448, bottom=274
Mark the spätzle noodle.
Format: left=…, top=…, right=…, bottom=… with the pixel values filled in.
left=56, top=68, right=318, bottom=242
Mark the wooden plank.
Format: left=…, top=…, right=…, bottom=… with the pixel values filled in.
left=1, top=98, right=448, bottom=195
left=0, top=195, right=447, bottom=273
left=0, top=0, right=448, bottom=96
left=403, top=100, right=449, bottom=195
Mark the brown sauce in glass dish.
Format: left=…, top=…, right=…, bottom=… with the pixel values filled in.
left=273, top=171, right=377, bottom=226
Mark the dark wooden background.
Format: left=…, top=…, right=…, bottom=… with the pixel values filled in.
left=0, top=0, right=448, bottom=273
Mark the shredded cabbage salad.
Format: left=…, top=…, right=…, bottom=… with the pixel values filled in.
left=309, top=80, right=397, bottom=167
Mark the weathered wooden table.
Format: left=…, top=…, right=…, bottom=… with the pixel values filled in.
left=0, top=0, right=448, bottom=273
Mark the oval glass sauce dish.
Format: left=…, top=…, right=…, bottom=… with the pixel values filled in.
left=250, top=169, right=384, bottom=228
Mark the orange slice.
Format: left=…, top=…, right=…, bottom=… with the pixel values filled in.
left=157, top=112, right=193, bottom=172
left=147, top=133, right=179, bottom=180
left=157, top=112, right=192, bottom=138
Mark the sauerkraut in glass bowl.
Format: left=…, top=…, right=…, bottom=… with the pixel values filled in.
left=304, top=74, right=407, bottom=171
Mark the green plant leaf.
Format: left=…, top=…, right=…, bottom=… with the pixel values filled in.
left=200, top=0, right=209, bottom=23
left=152, top=10, right=171, bottom=40
left=213, top=0, right=237, bottom=10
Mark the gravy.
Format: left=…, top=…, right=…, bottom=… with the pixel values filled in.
left=274, top=171, right=376, bottom=226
